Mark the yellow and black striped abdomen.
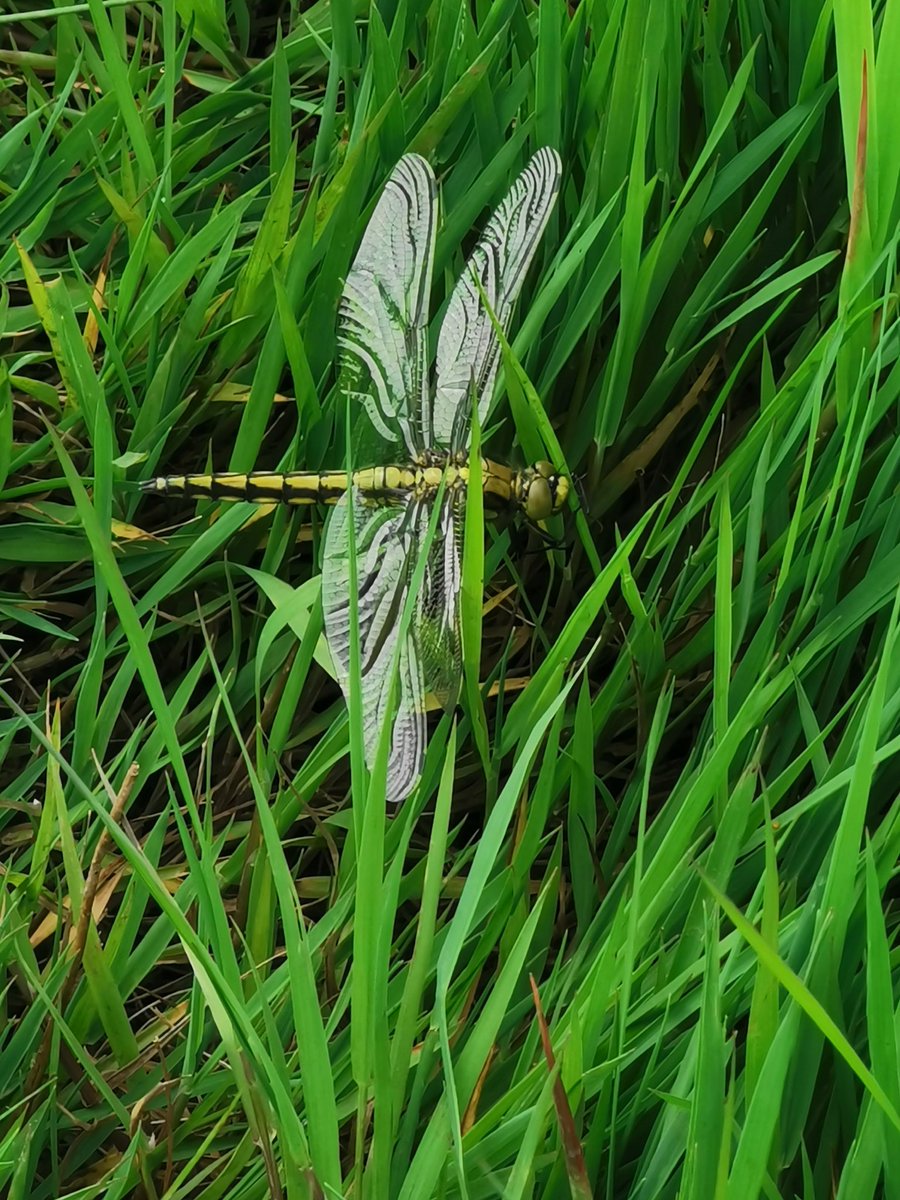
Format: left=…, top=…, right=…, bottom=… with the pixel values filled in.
left=139, top=468, right=420, bottom=506
left=140, top=470, right=352, bottom=504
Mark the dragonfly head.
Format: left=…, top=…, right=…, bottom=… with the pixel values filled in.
left=522, top=461, right=569, bottom=521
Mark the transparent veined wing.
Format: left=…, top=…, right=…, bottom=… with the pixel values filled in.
left=338, top=155, right=437, bottom=460
left=431, top=147, right=562, bottom=449
left=321, top=490, right=428, bottom=805
left=415, top=495, right=462, bottom=714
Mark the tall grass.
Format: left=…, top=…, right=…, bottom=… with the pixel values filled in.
left=1, top=1, right=899, bottom=1197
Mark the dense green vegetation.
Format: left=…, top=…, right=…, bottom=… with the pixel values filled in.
left=2, top=0, right=899, bottom=1196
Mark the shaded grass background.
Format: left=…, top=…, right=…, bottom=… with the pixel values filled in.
left=1, top=0, right=900, bottom=1197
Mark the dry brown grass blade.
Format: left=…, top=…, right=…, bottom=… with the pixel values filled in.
left=846, top=51, right=868, bottom=267
left=462, top=1044, right=496, bottom=1134
left=594, top=340, right=728, bottom=515
left=25, top=760, right=139, bottom=1112
left=83, top=235, right=116, bottom=355
left=530, top=974, right=593, bottom=1199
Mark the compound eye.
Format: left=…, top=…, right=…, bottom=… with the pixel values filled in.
left=534, top=460, right=555, bottom=479
left=552, top=475, right=569, bottom=511
left=525, top=477, right=553, bottom=521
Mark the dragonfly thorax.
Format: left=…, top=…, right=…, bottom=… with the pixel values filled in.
left=356, top=454, right=568, bottom=520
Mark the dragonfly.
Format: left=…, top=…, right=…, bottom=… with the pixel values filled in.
left=142, top=147, right=567, bottom=805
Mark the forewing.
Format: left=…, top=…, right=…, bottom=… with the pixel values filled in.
left=338, top=155, right=436, bottom=460
left=415, top=495, right=462, bottom=712
left=321, top=490, right=427, bottom=805
left=432, top=147, right=562, bottom=449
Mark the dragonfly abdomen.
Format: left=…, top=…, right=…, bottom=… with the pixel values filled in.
left=140, top=471, right=352, bottom=504
left=141, top=467, right=423, bottom=505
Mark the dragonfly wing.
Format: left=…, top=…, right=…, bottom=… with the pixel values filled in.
left=432, top=148, right=562, bottom=449
left=322, top=490, right=427, bottom=805
left=416, top=494, right=463, bottom=712
left=338, top=155, right=437, bottom=460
